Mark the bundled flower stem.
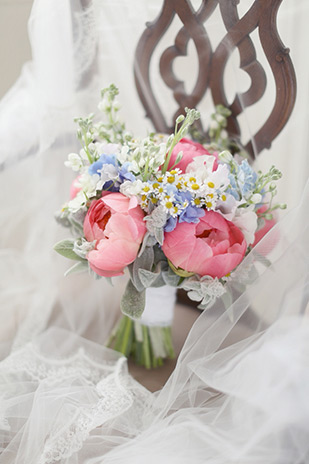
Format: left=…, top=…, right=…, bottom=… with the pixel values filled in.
left=107, top=316, right=175, bottom=369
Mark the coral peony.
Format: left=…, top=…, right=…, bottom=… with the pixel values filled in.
left=252, top=205, right=277, bottom=248
left=167, top=137, right=218, bottom=173
left=84, top=193, right=146, bottom=277
left=70, top=176, right=82, bottom=199
left=162, top=210, right=246, bottom=278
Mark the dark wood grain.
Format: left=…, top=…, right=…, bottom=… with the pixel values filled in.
left=134, top=0, right=296, bottom=159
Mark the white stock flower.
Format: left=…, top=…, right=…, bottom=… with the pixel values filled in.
left=233, top=206, right=258, bottom=245
left=120, top=180, right=144, bottom=197
left=95, top=142, right=120, bottom=156
left=186, top=155, right=216, bottom=180
left=79, top=172, right=100, bottom=198
left=64, top=153, right=83, bottom=171
left=216, top=194, right=238, bottom=220
left=68, top=191, right=87, bottom=213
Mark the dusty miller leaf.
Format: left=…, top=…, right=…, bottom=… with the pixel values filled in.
left=120, top=280, right=146, bottom=319
left=64, top=260, right=89, bottom=277
left=54, top=239, right=85, bottom=261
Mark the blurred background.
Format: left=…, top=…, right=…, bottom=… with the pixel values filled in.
left=0, top=0, right=32, bottom=99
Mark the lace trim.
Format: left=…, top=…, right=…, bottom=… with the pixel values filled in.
left=0, top=340, right=153, bottom=462
left=40, top=358, right=135, bottom=463
left=0, top=343, right=116, bottom=386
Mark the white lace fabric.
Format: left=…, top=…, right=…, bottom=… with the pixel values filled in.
left=0, top=330, right=153, bottom=463
left=0, top=0, right=309, bottom=462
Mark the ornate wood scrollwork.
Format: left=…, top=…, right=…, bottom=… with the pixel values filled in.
left=134, top=0, right=296, bottom=158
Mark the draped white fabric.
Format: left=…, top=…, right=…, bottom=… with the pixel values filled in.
left=0, top=1, right=309, bottom=462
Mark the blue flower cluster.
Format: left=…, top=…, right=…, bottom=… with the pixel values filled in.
left=89, top=153, right=135, bottom=192
left=160, top=188, right=204, bottom=232
left=227, top=160, right=258, bottom=200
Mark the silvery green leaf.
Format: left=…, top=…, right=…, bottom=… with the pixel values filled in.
left=144, top=205, right=167, bottom=232
left=154, top=227, right=164, bottom=246
left=153, top=245, right=166, bottom=265
left=54, top=239, right=85, bottom=261
left=120, top=280, right=145, bottom=319
left=138, top=232, right=156, bottom=258
left=129, top=246, right=154, bottom=292
left=162, top=266, right=181, bottom=287
left=104, top=277, right=113, bottom=286
left=181, top=275, right=226, bottom=310
left=73, top=238, right=96, bottom=259
left=64, top=260, right=89, bottom=277
left=138, top=267, right=165, bottom=288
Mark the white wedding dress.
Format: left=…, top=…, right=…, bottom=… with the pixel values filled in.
left=0, top=1, right=309, bottom=462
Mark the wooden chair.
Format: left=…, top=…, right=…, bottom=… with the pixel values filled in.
left=133, top=0, right=296, bottom=308
left=134, top=0, right=296, bottom=160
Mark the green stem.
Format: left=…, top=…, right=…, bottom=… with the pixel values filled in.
left=163, top=327, right=175, bottom=358
left=142, top=325, right=152, bottom=369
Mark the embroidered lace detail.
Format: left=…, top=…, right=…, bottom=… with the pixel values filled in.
left=0, top=342, right=115, bottom=386
left=0, top=339, right=153, bottom=462
left=40, top=358, right=136, bottom=463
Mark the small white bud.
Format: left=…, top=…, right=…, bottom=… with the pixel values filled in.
left=251, top=193, right=262, bottom=204
left=218, top=150, right=233, bottom=163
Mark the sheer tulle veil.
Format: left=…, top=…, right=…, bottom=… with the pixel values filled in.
left=0, top=1, right=308, bottom=462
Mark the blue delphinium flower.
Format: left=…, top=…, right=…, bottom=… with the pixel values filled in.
left=227, top=160, right=258, bottom=200
left=89, top=154, right=135, bottom=192
left=237, top=160, right=257, bottom=198
left=164, top=216, right=177, bottom=232
left=179, top=205, right=204, bottom=224
left=119, top=162, right=135, bottom=183
left=88, top=153, right=117, bottom=176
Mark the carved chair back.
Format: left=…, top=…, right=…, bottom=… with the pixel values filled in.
left=134, top=0, right=296, bottom=159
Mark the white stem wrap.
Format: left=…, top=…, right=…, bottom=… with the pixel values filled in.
left=139, top=286, right=177, bottom=327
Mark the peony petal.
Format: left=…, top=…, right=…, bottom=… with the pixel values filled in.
left=88, top=262, right=124, bottom=277
left=198, top=251, right=244, bottom=278
left=103, top=192, right=131, bottom=213
left=88, top=238, right=139, bottom=273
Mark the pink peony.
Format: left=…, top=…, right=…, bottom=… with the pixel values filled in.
left=167, top=137, right=218, bottom=173
left=84, top=193, right=146, bottom=277
left=162, top=210, right=246, bottom=278
left=252, top=205, right=277, bottom=248
left=70, top=176, right=82, bottom=199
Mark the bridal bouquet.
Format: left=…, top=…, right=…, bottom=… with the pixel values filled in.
left=55, top=85, right=285, bottom=368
